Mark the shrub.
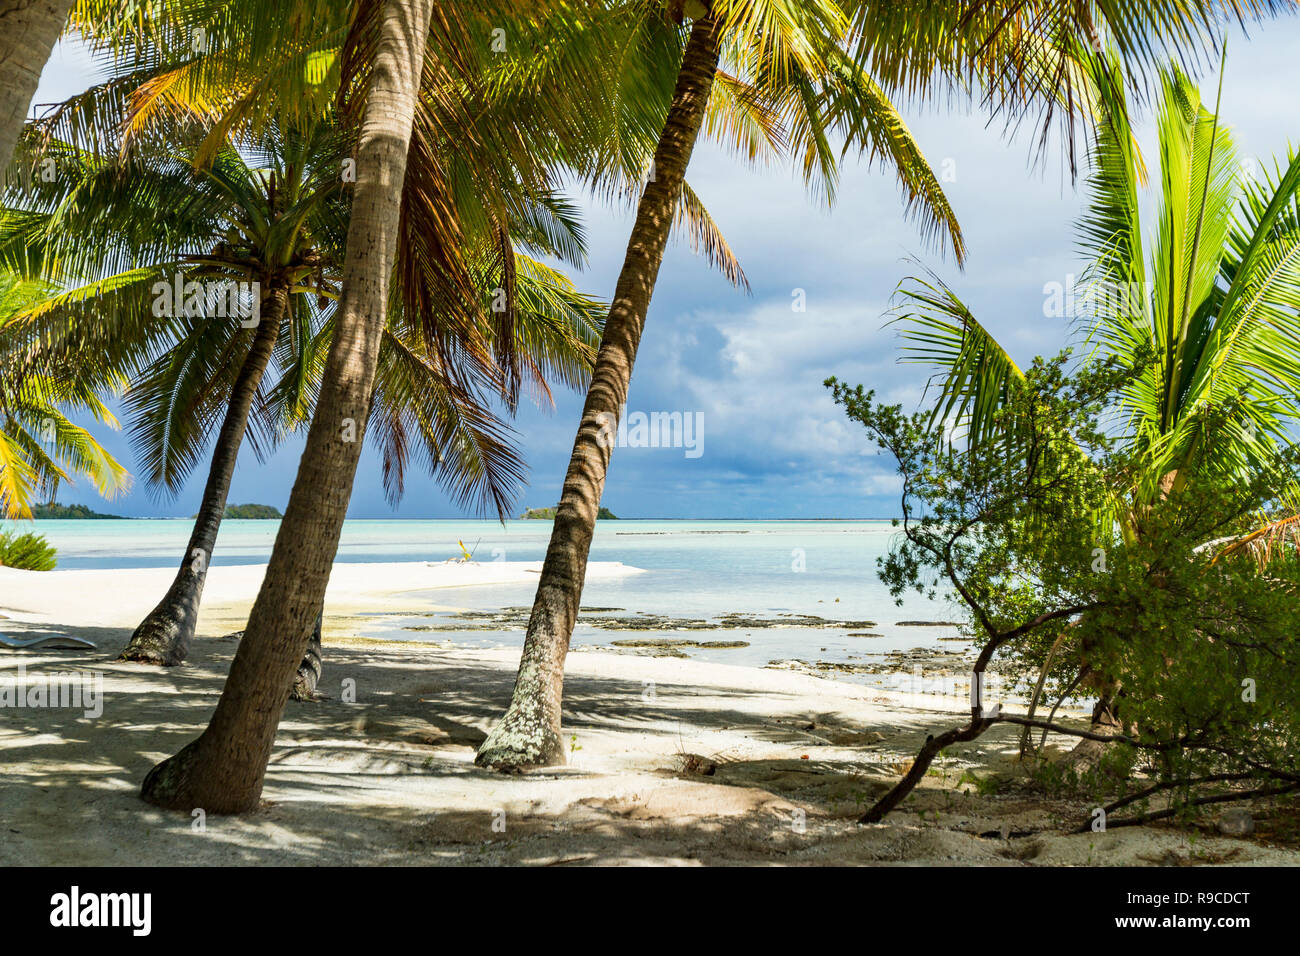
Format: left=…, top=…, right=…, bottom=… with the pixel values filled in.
left=830, top=354, right=1300, bottom=829
left=0, top=530, right=58, bottom=570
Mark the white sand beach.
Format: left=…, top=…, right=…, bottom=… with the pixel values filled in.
left=1, top=562, right=1296, bottom=866
left=0, top=560, right=643, bottom=629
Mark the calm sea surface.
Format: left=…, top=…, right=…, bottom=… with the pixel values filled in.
left=24, top=519, right=968, bottom=680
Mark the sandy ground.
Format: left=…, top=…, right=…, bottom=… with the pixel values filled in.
left=0, top=560, right=642, bottom=629
left=1, top=563, right=1297, bottom=866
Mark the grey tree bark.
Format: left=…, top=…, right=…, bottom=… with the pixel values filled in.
left=475, top=12, right=722, bottom=771
left=119, top=288, right=286, bottom=665
left=290, top=612, right=323, bottom=701
left=0, top=0, right=75, bottom=173
left=139, top=0, right=435, bottom=814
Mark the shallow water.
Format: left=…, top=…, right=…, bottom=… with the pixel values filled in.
left=26, top=518, right=973, bottom=687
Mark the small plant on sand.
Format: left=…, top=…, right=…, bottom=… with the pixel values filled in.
left=957, top=770, right=1002, bottom=796
left=0, top=529, right=57, bottom=570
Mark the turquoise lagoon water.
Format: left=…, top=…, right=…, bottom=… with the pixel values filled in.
left=23, top=519, right=969, bottom=680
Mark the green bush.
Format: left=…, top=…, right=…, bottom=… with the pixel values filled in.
left=831, top=354, right=1300, bottom=827
left=0, top=530, right=58, bottom=570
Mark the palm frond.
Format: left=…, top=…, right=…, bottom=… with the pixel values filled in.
left=892, top=266, right=1025, bottom=447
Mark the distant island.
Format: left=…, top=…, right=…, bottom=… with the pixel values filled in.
left=520, top=506, right=618, bottom=520
left=193, top=503, right=283, bottom=519
left=31, top=503, right=121, bottom=519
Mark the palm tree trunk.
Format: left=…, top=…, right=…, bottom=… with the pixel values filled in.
left=1064, top=688, right=1124, bottom=770
left=119, top=288, right=287, bottom=665
left=290, top=612, right=323, bottom=701
left=474, top=12, right=722, bottom=771
left=0, top=0, right=75, bottom=173
left=138, top=0, right=434, bottom=814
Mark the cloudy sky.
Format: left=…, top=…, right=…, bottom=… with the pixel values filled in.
left=33, top=16, right=1300, bottom=519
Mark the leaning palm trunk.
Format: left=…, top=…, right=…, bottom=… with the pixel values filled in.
left=475, top=14, right=722, bottom=771
left=0, top=0, right=75, bottom=173
left=119, top=289, right=286, bottom=665
left=290, top=612, right=323, bottom=701
left=138, top=0, right=434, bottom=814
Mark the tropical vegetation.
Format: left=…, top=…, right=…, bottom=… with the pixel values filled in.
left=0, top=528, right=58, bottom=570
left=5, top=83, right=603, bottom=667
left=0, top=0, right=1297, bottom=842
left=890, top=54, right=1300, bottom=747
left=828, top=50, right=1300, bottom=822
left=830, top=354, right=1300, bottom=826
left=520, top=505, right=617, bottom=519
left=0, top=272, right=128, bottom=519
left=213, top=504, right=283, bottom=519
left=31, top=502, right=121, bottom=518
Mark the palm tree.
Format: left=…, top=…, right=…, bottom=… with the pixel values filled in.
left=3, top=114, right=602, bottom=667
left=131, top=0, right=1291, bottom=807
left=11, top=120, right=350, bottom=666
left=5, top=0, right=641, bottom=811
left=474, top=0, right=1299, bottom=772
left=886, top=51, right=1300, bottom=752
left=0, top=273, right=127, bottom=517
left=137, top=0, right=441, bottom=813
left=112, top=0, right=778, bottom=807
left=470, top=0, right=975, bottom=771
left=14, top=0, right=638, bottom=673
left=896, top=56, right=1300, bottom=531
